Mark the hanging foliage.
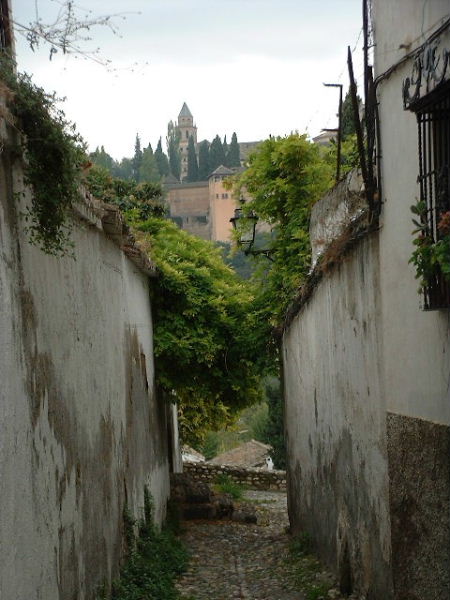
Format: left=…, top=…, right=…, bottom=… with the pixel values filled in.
left=87, top=172, right=271, bottom=445
left=1, top=60, right=86, bottom=254
left=230, top=133, right=333, bottom=326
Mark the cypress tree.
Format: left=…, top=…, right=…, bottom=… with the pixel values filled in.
left=341, top=90, right=362, bottom=140
left=223, top=135, right=229, bottom=166
left=154, top=137, right=170, bottom=177
left=209, top=135, right=226, bottom=171
left=227, top=132, right=241, bottom=167
left=186, top=135, right=199, bottom=182
left=167, top=120, right=181, bottom=181
left=140, top=143, right=160, bottom=182
left=198, top=140, right=210, bottom=181
left=132, top=133, right=143, bottom=182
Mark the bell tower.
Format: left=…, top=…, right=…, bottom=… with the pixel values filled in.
left=178, top=102, right=197, bottom=180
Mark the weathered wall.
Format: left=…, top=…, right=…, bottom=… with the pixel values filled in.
left=0, top=125, right=172, bottom=597
left=283, top=232, right=393, bottom=599
left=373, top=4, right=450, bottom=598
left=284, top=6, right=450, bottom=599
left=183, top=461, right=286, bottom=491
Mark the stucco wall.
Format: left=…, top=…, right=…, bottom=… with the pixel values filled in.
left=0, top=145, right=172, bottom=597
left=283, top=234, right=393, bottom=599
left=372, top=6, right=450, bottom=597
left=209, top=177, right=236, bottom=242
left=283, top=6, right=450, bottom=599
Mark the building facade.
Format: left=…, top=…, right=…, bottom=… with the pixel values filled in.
left=283, top=3, right=450, bottom=599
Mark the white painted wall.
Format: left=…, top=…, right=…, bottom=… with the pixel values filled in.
left=0, top=152, right=171, bottom=598
left=283, top=235, right=393, bottom=596
left=373, top=1, right=450, bottom=423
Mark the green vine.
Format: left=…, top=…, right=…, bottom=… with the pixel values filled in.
left=409, top=200, right=450, bottom=290
left=0, top=58, right=86, bottom=255
left=97, top=487, right=189, bottom=600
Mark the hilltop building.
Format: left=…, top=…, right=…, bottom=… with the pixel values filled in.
left=165, top=165, right=243, bottom=243
left=178, top=102, right=197, bottom=181
left=167, top=103, right=257, bottom=242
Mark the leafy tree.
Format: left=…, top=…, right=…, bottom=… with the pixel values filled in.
left=166, top=120, right=181, bottom=181
left=230, top=133, right=333, bottom=326
left=227, top=132, right=241, bottom=168
left=86, top=171, right=270, bottom=445
left=132, top=133, right=143, bottom=182
left=90, top=146, right=116, bottom=172
left=86, top=165, right=167, bottom=220
left=186, top=135, right=199, bottom=182
left=209, top=135, right=226, bottom=171
left=140, top=143, right=160, bottom=183
left=198, top=140, right=210, bottom=181
left=114, top=157, right=133, bottom=180
left=154, top=137, right=170, bottom=178
left=215, top=241, right=255, bottom=280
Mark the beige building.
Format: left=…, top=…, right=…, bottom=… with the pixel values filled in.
left=165, top=165, right=245, bottom=244
left=208, top=165, right=237, bottom=242
left=168, top=103, right=261, bottom=242
left=164, top=179, right=210, bottom=240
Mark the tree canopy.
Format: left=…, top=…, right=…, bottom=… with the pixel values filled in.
left=230, top=133, right=333, bottom=325
left=227, top=132, right=241, bottom=167
left=186, top=135, right=199, bottom=182
left=86, top=167, right=270, bottom=444
left=209, top=134, right=226, bottom=172
left=198, top=140, right=211, bottom=181
left=167, top=120, right=181, bottom=181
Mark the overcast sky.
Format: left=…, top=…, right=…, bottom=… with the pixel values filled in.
left=12, top=0, right=364, bottom=160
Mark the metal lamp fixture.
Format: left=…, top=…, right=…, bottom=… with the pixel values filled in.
left=229, top=207, right=274, bottom=261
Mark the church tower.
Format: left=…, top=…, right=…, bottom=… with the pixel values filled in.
left=178, top=102, right=197, bottom=180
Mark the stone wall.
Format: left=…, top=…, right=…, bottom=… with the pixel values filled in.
left=0, top=107, right=174, bottom=598
left=183, top=461, right=286, bottom=491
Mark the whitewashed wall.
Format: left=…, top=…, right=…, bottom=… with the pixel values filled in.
left=0, top=141, right=172, bottom=598
left=283, top=4, right=450, bottom=598
left=283, top=234, right=393, bottom=597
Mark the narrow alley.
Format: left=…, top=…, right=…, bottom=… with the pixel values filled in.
left=176, top=490, right=355, bottom=600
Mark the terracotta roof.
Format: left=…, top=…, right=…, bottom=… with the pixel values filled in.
left=208, top=439, right=272, bottom=469
left=179, top=102, right=193, bottom=118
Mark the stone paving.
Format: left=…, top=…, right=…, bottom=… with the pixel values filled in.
left=176, top=490, right=305, bottom=600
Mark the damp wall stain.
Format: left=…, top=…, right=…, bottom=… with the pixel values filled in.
left=283, top=236, right=394, bottom=599
left=1, top=151, right=171, bottom=599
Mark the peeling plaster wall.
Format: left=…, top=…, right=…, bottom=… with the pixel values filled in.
left=283, top=235, right=393, bottom=599
left=0, top=150, right=171, bottom=598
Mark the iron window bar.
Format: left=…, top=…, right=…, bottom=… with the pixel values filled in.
left=415, top=84, right=450, bottom=309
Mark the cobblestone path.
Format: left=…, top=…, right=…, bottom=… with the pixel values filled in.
left=176, top=490, right=305, bottom=600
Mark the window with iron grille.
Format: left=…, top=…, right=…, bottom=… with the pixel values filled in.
left=413, top=81, right=450, bottom=309
left=0, top=0, right=11, bottom=52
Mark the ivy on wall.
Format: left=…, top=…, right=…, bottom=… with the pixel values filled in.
left=0, top=59, right=86, bottom=254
